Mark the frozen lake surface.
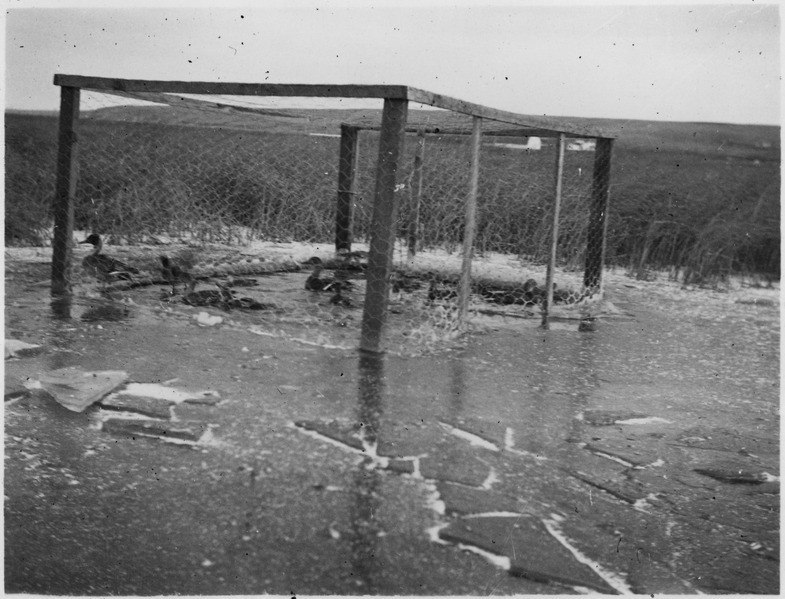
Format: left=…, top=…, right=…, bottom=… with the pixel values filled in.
left=5, top=246, right=779, bottom=594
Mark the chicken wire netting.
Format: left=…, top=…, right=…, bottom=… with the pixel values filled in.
left=55, top=90, right=609, bottom=353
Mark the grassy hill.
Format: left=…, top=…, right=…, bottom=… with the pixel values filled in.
left=68, top=105, right=779, bottom=154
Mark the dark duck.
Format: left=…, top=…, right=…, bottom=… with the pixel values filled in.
left=182, top=280, right=273, bottom=311
left=183, top=280, right=235, bottom=308
left=427, top=278, right=458, bottom=302
left=391, top=271, right=422, bottom=293
left=304, top=258, right=335, bottom=291
left=524, top=279, right=570, bottom=304
left=160, top=255, right=193, bottom=294
left=79, top=234, right=139, bottom=285
left=329, top=281, right=352, bottom=307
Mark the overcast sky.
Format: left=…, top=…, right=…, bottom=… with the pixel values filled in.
left=4, top=1, right=781, bottom=125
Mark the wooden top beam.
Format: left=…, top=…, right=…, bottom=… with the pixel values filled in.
left=97, top=89, right=307, bottom=120
left=54, top=74, right=409, bottom=101
left=406, top=87, right=617, bottom=138
left=342, top=123, right=592, bottom=139
left=54, top=74, right=618, bottom=139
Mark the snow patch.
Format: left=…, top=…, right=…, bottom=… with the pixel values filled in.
left=115, top=383, right=220, bottom=404
left=590, top=450, right=637, bottom=469
left=463, top=511, right=524, bottom=519
left=616, top=416, right=672, bottom=425
left=542, top=516, right=632, bottom=594
left=439, top=422, right=500, bottom=451
left=504, top=428, right=548, bottom=461
left=91, top=408, right=156, bottom=428
left=633, top=493, right=660, bottom=513
left=194, top=312, right=222, bottom=327
left=290, top=337, right=353, bottom=351
left=358, top=438, right=390, bottom=470
left=455, top=543, right=512, bottom=570
left=426, top=523, right=450, bottom=545
left=289, top=422, right=388, bottom=470
left=481, top=467, right=501, bottom=490
left=423, top=481, right=446, bottom=516
left=290, top=422, right=364, bottom=455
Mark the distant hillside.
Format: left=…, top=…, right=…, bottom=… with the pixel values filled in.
left=53, top=105, right=778, bottom=159
left=6, top=105, right=779, bottom=160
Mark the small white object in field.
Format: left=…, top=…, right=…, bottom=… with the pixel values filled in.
left=195, top=312, right=223, bottom=327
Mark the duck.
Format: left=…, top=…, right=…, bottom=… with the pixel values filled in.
left=228, top=295, right=275, bottom=311
left=183, top=280, right=234, bottom=309
left=335, top=249, right=368, bottom=271
left=391, top=271, right=422, bottom=293
left=480, top=287, right=528, bottom=305
left=79, top=233, right=139, bottom=285
left=552, top=284, right=572, bottom=304
left=225, top=275, right=259, bottom=288
left=329, top=281, right=353, bottom=307
left=524, top=279, right=571, bottom=305
left=305, top=258, right=335, bottom=292
left=160, top=255, right=193, bottom=294
left=427, top=279, right=458, bottom=302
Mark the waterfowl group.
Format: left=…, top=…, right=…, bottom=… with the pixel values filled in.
left=79, top=234, right=139, bottom=285
left=77, top=238, right=577, bottom=315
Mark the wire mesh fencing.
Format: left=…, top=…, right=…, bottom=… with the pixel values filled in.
left=45, top=88, right=613, bottom=354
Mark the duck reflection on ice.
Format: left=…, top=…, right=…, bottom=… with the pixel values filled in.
left=80, top=300, right=132, bottom=322
left=350, top=349, right=386, bottom=592
left=50, top=293, right=133, bottom=323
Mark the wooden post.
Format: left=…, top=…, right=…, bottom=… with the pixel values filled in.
left=407, top=129, right=425, bottom=261
left=360, top=98, right=408, bottom=353
left=542, top=133, right=566, bottom=329
left=336, top=124, right=359, bottom=252
left=584, top=137, right=614, bottom=294
left=51, top=85, right=81, bottom=297
left=457, top=117, right=482, bottom=328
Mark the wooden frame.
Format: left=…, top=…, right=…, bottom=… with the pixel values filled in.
left=53, top=73, right=615, bottom=350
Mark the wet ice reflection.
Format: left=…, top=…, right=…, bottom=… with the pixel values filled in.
left=50, top=294, right=73, bottom=320
left=350, top=350, right=386, bottom=592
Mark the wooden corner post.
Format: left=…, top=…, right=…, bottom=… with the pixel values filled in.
left=584, top=137, right=613, bottom=294
left=542, top=133, right=566, bottom=329
left=51, top=85, right=81, bottom=297
left=457, top=116, right=482, bottom=328
left=336, top=124, right=359, bottom=252
left=360, top=98, right=409, bottom=353
left=406, top=129, right=426, bottom=261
